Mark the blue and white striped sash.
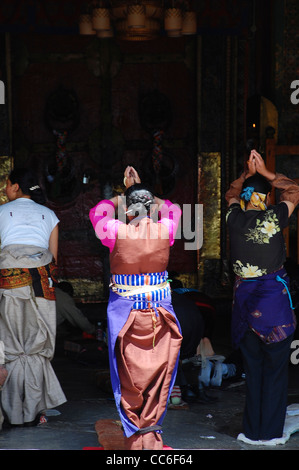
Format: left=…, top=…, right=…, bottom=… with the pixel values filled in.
left=110, top=271, right=171, bottom=309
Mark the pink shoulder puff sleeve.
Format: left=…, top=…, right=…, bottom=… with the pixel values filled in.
left=89, top=199, right=123, bottom=252
left=159, top=200, right=182, bottom=246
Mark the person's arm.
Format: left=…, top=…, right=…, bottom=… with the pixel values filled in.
left=57, top=290, right=95, bottom=334
left=253, top=150, right=299, bottom=217
left=89, top=166, right=141, bottom=250
left=225, top=151, right=257, bottom=206
left=49, top=224, right=59, bottom=263
left=158, top=200, right=182, bottom=246
left=89, top=199, right=122, bottom=252
left=225, top=172, right=246, bottom=206
left=123, top=166, right=182, bottom=244
left=154, top=195, right=167, bottom=211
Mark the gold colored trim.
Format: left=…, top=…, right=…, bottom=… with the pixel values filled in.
left=197, top=152, right=221, bottom=290
left=0, top=156, right=13, bottom=205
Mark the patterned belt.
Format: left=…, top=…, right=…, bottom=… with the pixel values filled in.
left=109, top=271, right=170, bottom=310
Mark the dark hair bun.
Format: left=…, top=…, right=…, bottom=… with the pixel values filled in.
left=125, top=184, right=155, bottom=216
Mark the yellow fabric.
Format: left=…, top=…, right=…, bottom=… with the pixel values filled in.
left=240, top=192, right=267, bottom=211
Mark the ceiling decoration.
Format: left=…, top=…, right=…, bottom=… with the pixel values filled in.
left=79, top=1, right=197, bottom=40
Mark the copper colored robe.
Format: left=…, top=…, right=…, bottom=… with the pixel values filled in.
left=89, top=200, right=182, bottom=450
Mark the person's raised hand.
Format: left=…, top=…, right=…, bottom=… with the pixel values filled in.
left=248, top=150, right=275, bottom=182
left=123, top=166, right=141, bottom=188
left=246, top=150, right=257, bottom=177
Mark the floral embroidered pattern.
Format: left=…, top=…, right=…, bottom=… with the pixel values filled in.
left=245, top=209, right=280, bottom=244
left=0, top=263, right=57, bottom=300
left=233, top=260, right=267, bottom=278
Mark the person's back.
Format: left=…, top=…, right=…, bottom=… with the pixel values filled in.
left=0, top=167, right=65, bottom=426
left=225, top=149, right=299, bottom=445
left=110, top=217, right=170, bottom=274
left=0, top=198, right=58, bottom=250
left=89, top=167, right=182, bottom=450
left=90, top=181, right=181, bottom=275
left=227, top=199, right=289, bottom=278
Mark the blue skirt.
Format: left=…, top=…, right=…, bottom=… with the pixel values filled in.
left=231, top=267, right=296, bottom=348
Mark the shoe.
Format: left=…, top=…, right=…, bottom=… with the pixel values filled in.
left=237, top=433, right=287, bottom=446
left=170, top=385, right=182, bottom=405
left=210, top=361, right=223, bottom=387
left=198, top=360, right=212, bottom=387
left=24, top=413, right=47, bottom=427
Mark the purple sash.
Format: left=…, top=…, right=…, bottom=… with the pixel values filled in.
left=106, top=290, right=181, bottom=437
left=232, top=267, right=296, bottom=348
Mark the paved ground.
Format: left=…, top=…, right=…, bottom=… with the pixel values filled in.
left=0, top=299, right=298, bottom=461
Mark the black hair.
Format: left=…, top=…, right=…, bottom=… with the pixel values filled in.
left=9, top=168, right=46, bottom=205
left=241, top=173, right=272, bottom=196
left=124, top=183, right=155, bottom=217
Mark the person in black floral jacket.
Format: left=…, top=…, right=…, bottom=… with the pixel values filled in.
left=225, top=149, right=299, bottom=445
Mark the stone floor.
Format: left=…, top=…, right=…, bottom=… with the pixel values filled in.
left=0, top=299, right=298, bottom=460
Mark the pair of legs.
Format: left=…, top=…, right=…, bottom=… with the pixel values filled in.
left=0, top=290, right=66, bottom=425
left=116, top=307, right=182, bottom=450
left=240, top=329, right=293, bottom=440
